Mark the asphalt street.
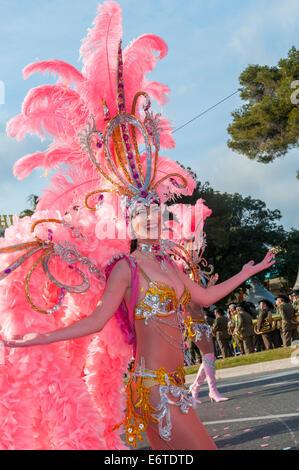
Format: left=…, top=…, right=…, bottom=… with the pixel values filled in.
left=195, top=368, right=299, bottom=450
left=137, top=366, right=299, bottom=451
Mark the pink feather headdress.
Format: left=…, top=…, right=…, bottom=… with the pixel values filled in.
left=3, top=0, right=196, bottom=317
left=78, top=38, right=195, bottom=220
left=7, top=1, right=195, bottom=220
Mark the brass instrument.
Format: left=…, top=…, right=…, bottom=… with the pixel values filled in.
left=234, top=329, right=244, bottom=342
left=228, top=313, right=243, bottom=341
left=253, top=313, right=281, bottom=335
left=227, top=320, right=235, bottom=336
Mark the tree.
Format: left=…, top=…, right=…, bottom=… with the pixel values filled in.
left=227, top=46, right=299, bottom=178
left=274, top=229, right=299, bottom=290
left=19, top=194, right=39, bottom=218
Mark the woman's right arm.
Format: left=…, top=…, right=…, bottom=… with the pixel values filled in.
left=2, top=258, right=131, bottom=348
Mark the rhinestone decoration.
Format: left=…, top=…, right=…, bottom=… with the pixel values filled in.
left=112, top=357, right=193, bottom=448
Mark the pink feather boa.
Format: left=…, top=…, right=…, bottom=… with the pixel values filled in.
left=0, top=208, right=133, bottom=449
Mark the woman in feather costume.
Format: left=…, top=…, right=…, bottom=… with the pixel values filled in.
left=0, top=1, right=275, bottom=450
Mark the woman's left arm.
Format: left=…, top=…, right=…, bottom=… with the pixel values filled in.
left=175, top=250, right=275, bottom=308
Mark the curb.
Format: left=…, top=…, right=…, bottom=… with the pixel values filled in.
left=185, top=357, right=298, bottom=385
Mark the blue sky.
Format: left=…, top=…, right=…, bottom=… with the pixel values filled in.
left=0, top=0, right=298, bottom=229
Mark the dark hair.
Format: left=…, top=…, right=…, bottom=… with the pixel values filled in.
left=259, top=299, right=274, bottom=310
left=275, top=295, right=289, bottom=303
left=130, top=239, right=138, bottom=253
left=214, top=307, right=225, bottom=316
left=236, top=301, right=249, bottom=312
left=237, top=301, right=257, bottom=318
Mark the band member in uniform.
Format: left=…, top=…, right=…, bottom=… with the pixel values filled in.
left=256, top=299, right=280, bottom=350
left=241, top=301, right=264, bottom=352
left=275, top=295, right=298, bottom=347
left=292, top=291, right=299, bottom=313
left=291, top=290, right=299, bottom=337
left=228, top=304, right=245, bottom=355
left=234, top=304, right=255, bottom=354
left=212, top=308, right=232, bottom=358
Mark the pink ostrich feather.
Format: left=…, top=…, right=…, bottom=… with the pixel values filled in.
left=36, top=164, right=101, bottom=213
left=0, top=208, right=131, bottom=449
left=123, top=34, right=169, bottom=108
left=7, top=85, right=89, bottom=143
left=80, top=2, right=122, bottom=87
left=7, top=1, right=173, bottom=180
left=23, top=59, right=85, bottom=87
left=147, top=155, right=196, bottom=202
left=78, top=1, right=123, bottom=119
left=13, top=143, right=87, bottom=180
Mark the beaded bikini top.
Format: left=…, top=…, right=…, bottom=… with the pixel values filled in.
left=134, top=265, right=191, bottom=324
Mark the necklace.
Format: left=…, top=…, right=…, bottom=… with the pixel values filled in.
left=136, top=241, right=170, bottom=271
left=136, top=242, right=161, bottom=253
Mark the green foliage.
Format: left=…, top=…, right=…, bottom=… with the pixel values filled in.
left=19, top=194, right=39, bottom=218
left=275, top=229, right=299, bottom=289
left=227, top=46, right=299, bottom=176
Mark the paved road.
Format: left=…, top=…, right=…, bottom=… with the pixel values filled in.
left=137, top=366, right=299, bottom=450
left=195, top=368, right=299, bottom=450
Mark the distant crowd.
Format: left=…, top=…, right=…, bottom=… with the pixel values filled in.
left=187, top=290, right=299, bottom=363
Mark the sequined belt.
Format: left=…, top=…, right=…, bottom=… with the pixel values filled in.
left=111, top=358, right=194, bottom=448
left=185, top=317, right=212, bottom=342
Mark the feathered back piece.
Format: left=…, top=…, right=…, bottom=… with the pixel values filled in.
left=7, top=1, right=195, bottom=217
left=164, top=199, right=214, bottom=284
left=180, top=199, right=214, bottom=285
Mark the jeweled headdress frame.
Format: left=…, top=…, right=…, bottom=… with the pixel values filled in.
left=79, top=41, right=189, bottom=219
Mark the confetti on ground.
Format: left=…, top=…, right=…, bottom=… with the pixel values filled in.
left=235, top=406, right=241, bottom=409
left=223, top=434, right=231, bottom=437
left=248, top=391, right=253, bottom=394
left=244, top=429, right=251, bottom=432
left=263, top=436, right=270, bottom=439
left=261, top=444, right=269, bottom=448
left=224, top=426, right=230, bottom=430
left=212, top=435, right=219, bottom=439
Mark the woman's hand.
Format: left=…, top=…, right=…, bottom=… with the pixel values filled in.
left=1, top=257, right=131, bottom=348
left=2, top=332, right=45, bottom=348
left=207, top=273, right=219, bottom=287
left=241, top=250, right=275, bottom=277
left=174, top=250, right=276, bottom=308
